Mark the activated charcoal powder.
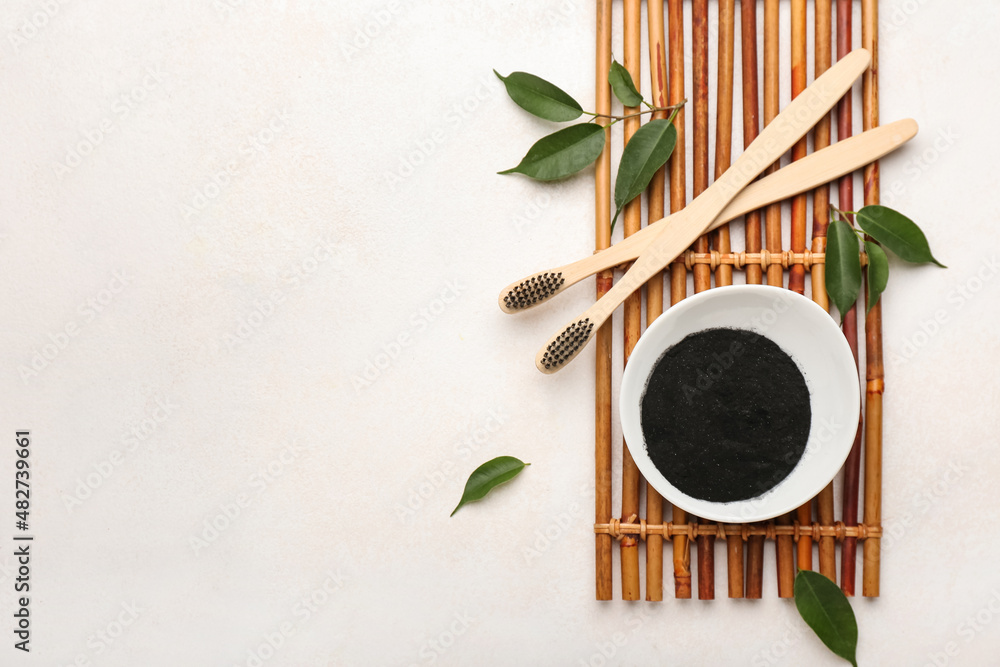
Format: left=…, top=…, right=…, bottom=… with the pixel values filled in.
left=640, top=328, right=811, bottom=503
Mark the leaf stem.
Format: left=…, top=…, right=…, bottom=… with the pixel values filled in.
left=585, top=100, right=687, bottom=123
left=829, top=204, right=859, bottom=220
left=828, top=206, right=870, bottom=242
left=603, top=102, right=686, bottom=132
left=663, top=104, right=682, bottom=126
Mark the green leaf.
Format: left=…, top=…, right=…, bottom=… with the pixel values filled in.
left=451, top=456, right=530, bottom=517
left=865, top=240, right=889, bottom=315
left=499, top=124, right=606, bottom=181
left=612, top=120, right=677, bottom=231
left=794, top=570, right=859, bottom=667
left=609, top=59, right=643, bottom=107
left=494, top=70, right=583, bottom=122
left=825, top=218, right=863, bottom=322
left=856, top=205, right=946, bottom=267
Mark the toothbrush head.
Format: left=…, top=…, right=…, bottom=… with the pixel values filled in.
left=502, top=272, right=566, bottom=312
left=538, top=317, right=594, bottom=372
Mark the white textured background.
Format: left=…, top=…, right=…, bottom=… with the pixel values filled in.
left=1, top=0, right=998, bottom=665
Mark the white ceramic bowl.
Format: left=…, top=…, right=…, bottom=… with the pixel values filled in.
left=620, top=284, right=860, bottom=523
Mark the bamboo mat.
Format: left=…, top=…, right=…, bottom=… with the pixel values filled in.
left=593, top=0, right=883, bottom=601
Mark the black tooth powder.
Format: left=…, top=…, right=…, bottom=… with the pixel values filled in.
left=640, top=328, right=811, bottom=503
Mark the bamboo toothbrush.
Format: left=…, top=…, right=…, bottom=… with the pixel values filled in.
left=533, top=48, right=871, bottom=374
left=499, top=117, right=915, bottom=314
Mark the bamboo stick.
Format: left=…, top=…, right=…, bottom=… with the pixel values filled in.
left=693, top=0, right=710, bottom=204
left=837, top=0, right=862, bottom=598
left=692, top=0, right=715, bottom=602
left=862, top=0, right=883, bottom=598
left=667, top=0, right=691, bottom=599
left=774, top=511, right=796, bottom=598
left=645, top=0, right=669, bottom=603
left=763, top=0, right=783, bottom=291
left=714, top=0, right=735, bottom=291
left=746, top=536, right=764, bottom=599
left=790, top=0, right=813, bottom=573
left=740, top=0, right=762, bottom=285
left=619, top=0, right=643, bottom=602
left=763, top=0, right=795, bottom=599
left=740, top=0, right=764, bottom=598
left=841, top=330, right=863, bottom=593
left=697, top=520, right=715, bottom=601
left=594, top=0, right=614, bottom=602
left=789, top=0, right=808, bottom=297
left=716, top=0, right=742, bottom=600
left=812, top=0, right=838, bottom=584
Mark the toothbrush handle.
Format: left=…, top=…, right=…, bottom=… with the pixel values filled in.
left=501, top=118, right=916, bottom=314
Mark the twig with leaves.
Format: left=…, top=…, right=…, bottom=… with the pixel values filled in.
left=495, top=66, right=684, bottom=231
left=825, top=205, right=945, bottom=321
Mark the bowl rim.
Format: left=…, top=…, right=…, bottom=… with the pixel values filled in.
left=619, top=284, right=861, bottom=523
